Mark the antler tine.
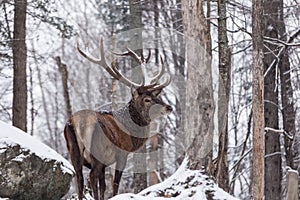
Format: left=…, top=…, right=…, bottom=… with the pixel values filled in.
left=152, top=74, right=171, bottom=91
left=77, top=39, right=116, bottom=77
left=77, top=42, right=101, bottom=64
left=110, top=62, right=145, bottom=88
left=108, top=43, right=146, bottom=88
left=113, top=49, right=151, bottom=64
left=98, top=38, right=120, bottom=76
left=126, top=48, right=143, bottom=64
left=78, top=38, right=142, bottom=88
left=150, top=55, right=166, bottom=84
left=141, top=51, right=144, bottom=63
left=139, top=49, right=151, bottom=64
left=112, top=49, right=140, bottom=64
left=145, top=49, right=151, bottom=63
left=112, top=48, right=146, bottom=86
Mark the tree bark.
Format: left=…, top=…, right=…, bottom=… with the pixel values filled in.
left=181, top=0, right=214, bottom=172
left=263, top=0, right=281, bottom=199
left=129, top=0, right=147, bottom=193
left=277, top=0, right=296, bottom=170
left=12, top=0, right=27, bottom=132
left=252, top=0, right=265, bottom=199
left=215, top=0, right=231, bottom=192
left=56, top=56, right=72, bottom=118
left=28, top=65, right=34, bottom=136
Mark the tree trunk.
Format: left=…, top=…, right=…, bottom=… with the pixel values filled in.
left=277, top=0, right=296, bottom=170
left=252, top=0, right=265, bottom=199
left=215, top=0, right=231, bottom=192
left=181, top=0, right=214, bottom=172
left=12, top=0, right=27, bottom=132
left=28, top=65, right=34, bottom=136
left=129, top=0, right=147, bottom=193
left=280, top=43, right=295, bottom=169
left=263, top=0, right=281, bottom=199
left=56, top=56, right=72, bottom=118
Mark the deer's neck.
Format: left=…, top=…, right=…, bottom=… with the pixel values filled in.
left=129, top=100, right=151, bottom=126
left=112, top=104, right=150, bottom=138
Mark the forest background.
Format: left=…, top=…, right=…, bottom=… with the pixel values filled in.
left=0, top=0, right=300, bottom=199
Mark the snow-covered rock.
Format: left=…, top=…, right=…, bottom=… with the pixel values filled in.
left=0, top=121, right=74, bottom=200
left=110, top=158, right=239, bottom=200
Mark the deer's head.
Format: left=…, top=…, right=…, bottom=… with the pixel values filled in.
left=129, top=86, right=172, bottom=126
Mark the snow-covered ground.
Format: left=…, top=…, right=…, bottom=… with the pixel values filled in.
left=109, top=158, right=239, bottom=200
left=0, top=120, right=74, bottom=175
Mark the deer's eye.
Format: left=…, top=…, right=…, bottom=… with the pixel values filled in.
left=144, top=98, right=152, bottom=103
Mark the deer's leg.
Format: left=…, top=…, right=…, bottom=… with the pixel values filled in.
left=74, top=165, right=84, bottom=200
left=113, top=169, right=123, bottom=196
left=99, top=164, right=106, bottom=200
left=64, top=124, right=84, bottom=200
left=69, top=156, right=84, bottom=200
left=90, top=165, right=101, bottom=200
left=113, top=153, right=128, bottom=196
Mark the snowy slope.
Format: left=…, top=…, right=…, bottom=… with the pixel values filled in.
left=0, top=120, right=74, bottom=175
left=110, top=158, right=239, bottom=200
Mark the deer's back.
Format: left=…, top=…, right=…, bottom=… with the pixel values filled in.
left=69, top=109, right=148, bottom=166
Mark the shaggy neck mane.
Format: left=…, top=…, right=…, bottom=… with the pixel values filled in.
left=128, top=100, right=150, bottom=127
left=111, top=103, right=150, bottom=139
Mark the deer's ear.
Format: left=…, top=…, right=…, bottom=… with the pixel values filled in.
left=151, top=88, right=162, bottom=96
left=131, top=87, right=139, bottom=100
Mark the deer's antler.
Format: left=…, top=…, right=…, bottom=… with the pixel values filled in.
left=77, top=38, right=171, bottom=90
left=77, top=38, right=144, bottom=88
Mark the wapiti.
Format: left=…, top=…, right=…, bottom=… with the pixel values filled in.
left=64, top=38, right=172, bottom=200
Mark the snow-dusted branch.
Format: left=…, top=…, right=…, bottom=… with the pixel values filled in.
left=264, top=127, right=293, bottom=140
